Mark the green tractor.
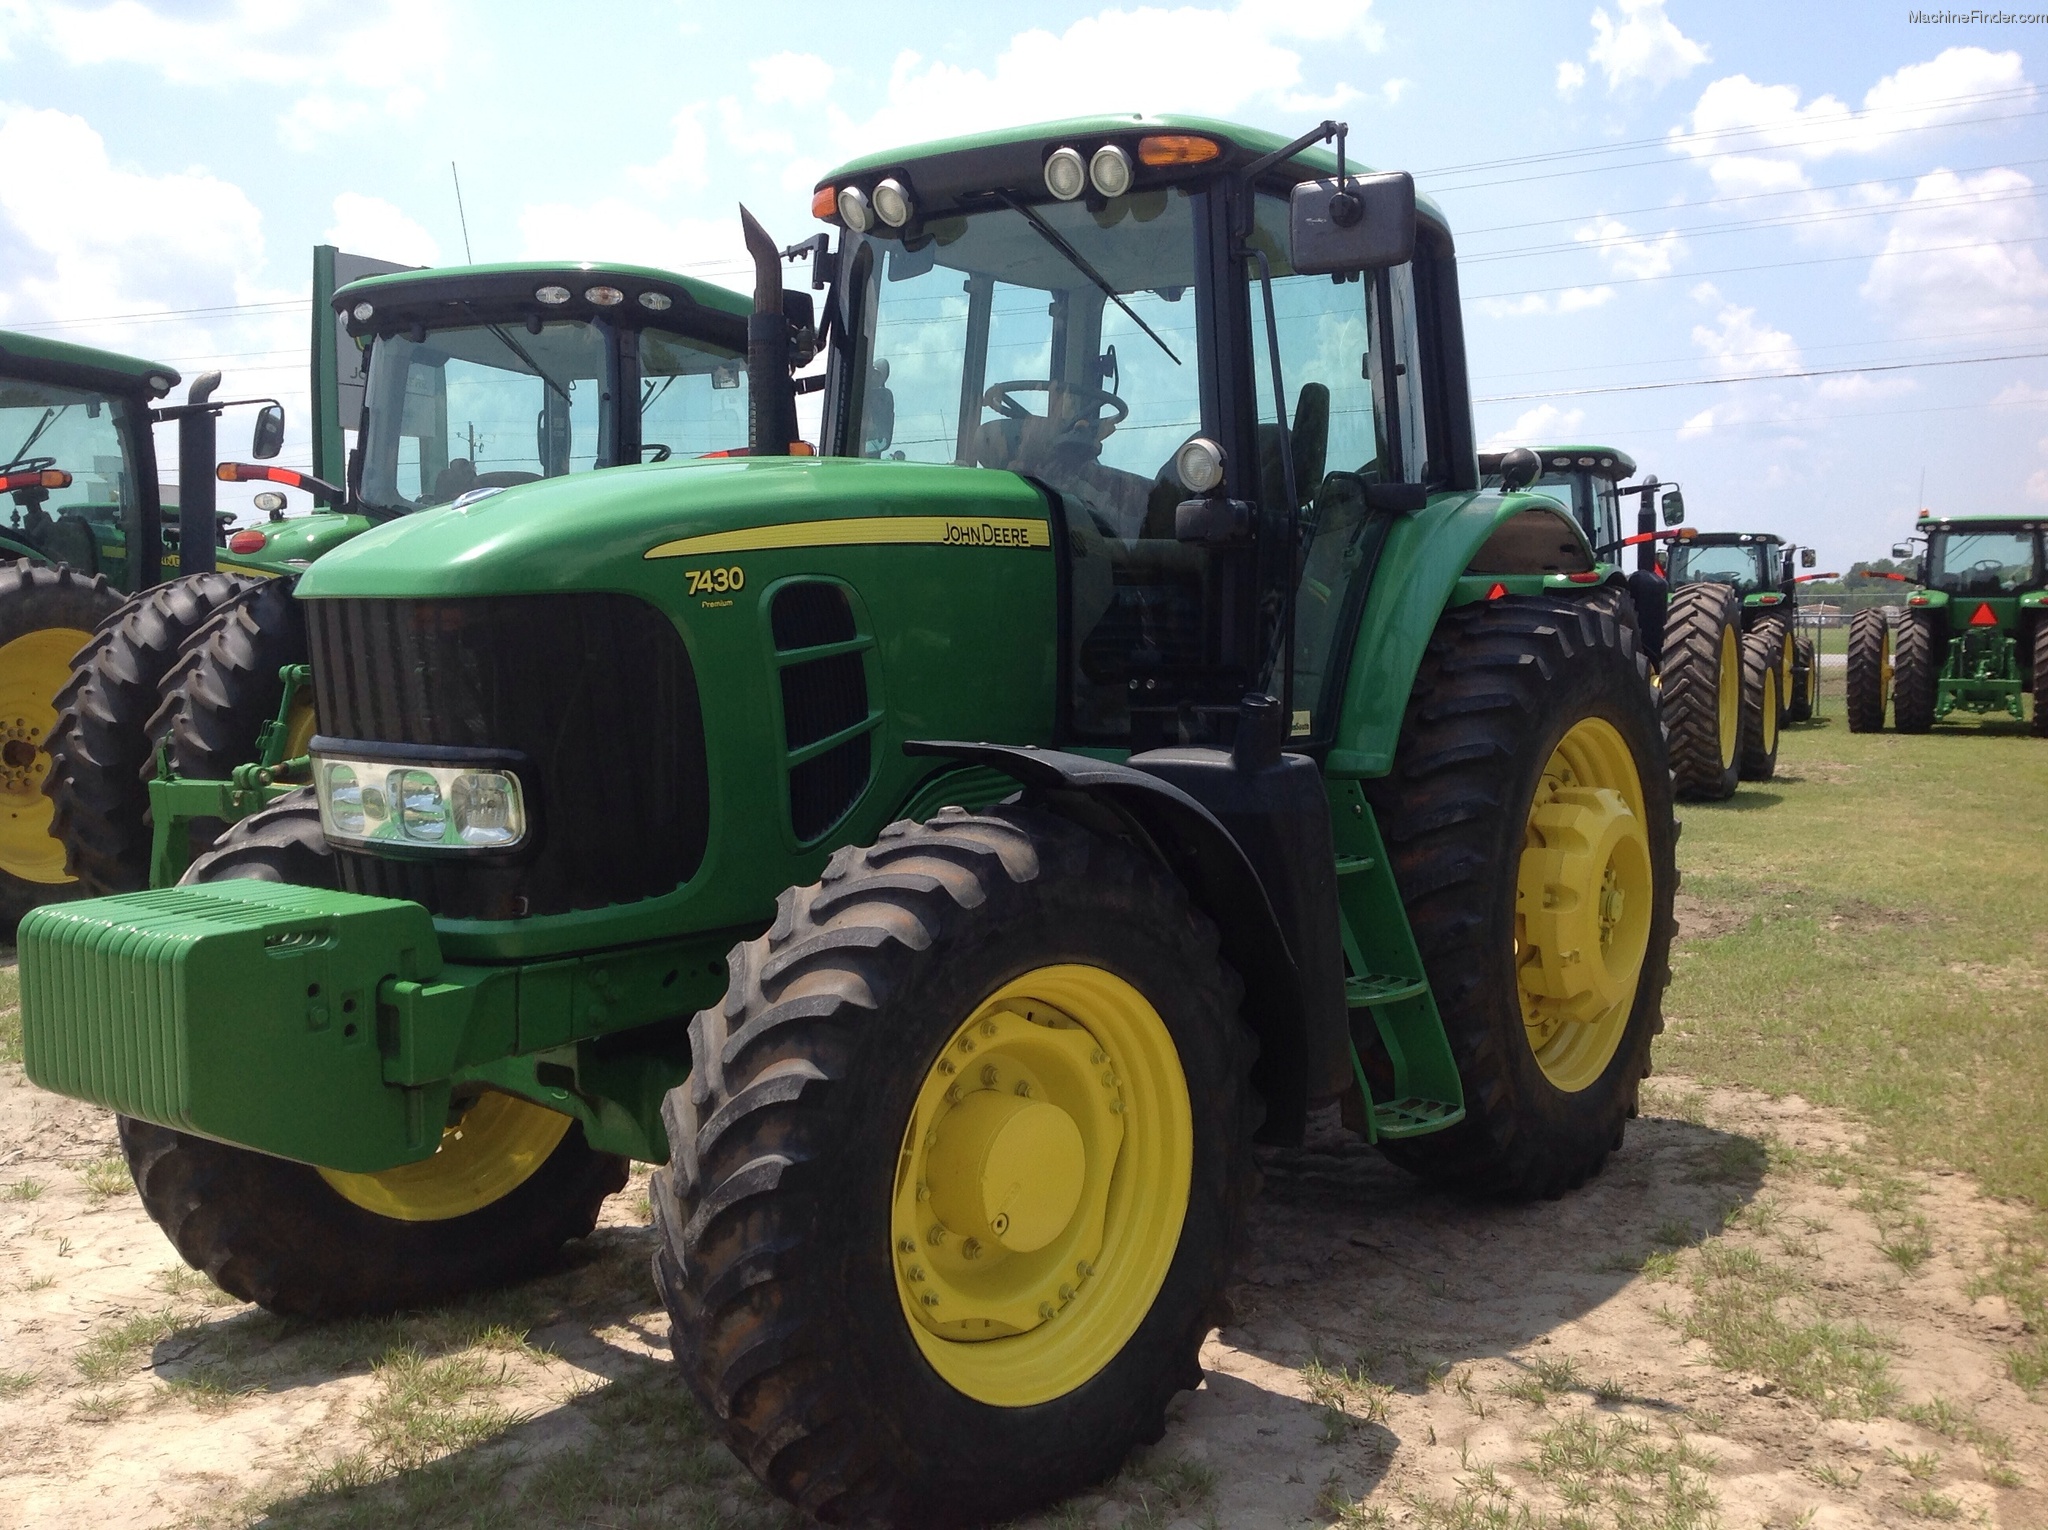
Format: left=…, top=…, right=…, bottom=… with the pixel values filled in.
left=1846, top=510, right=2045, bottom=734
left=18, top=115, right=1678, bottom=1526
left=1665, top=529, right=1821, bottom=786
left=42, top=259, right=757, bottom=898
left=0, top=329, right=290, bottom=926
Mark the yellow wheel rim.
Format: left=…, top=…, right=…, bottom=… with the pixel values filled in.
left=317, top=1091, right=570, bottom=1221
left=1515, top=718, right=1653, bottom=1093
left=1715, top=622, right=1740, bottom=770
left=1779, top=631, right=1794, bottom=700
left=0, top=626, right=89, bottom=885
left=1880, top=627, right=1894, bottom=713
left=891, top=965, right=1192, bottom=1408
left=1760, top=667, right=1779, bottom=754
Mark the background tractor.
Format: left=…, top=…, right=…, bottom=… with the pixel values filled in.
left=0, top=329, right=290, bottom=928
left=1666, top=530, right=1821, bottom=783
left=1846, top=510, right=2044, bottom=735
left=43, top=259, right=759, bottom=898
left=18, top=115, right=1678, bottom=1527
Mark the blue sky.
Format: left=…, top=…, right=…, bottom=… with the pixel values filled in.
left=1, top=0, right=2043, bottom=564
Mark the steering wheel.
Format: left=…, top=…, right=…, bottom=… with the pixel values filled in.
left=1969, top=558, right=2006, bottom=573
left=1, top=454, right=55, bottom=478
left=982, top=379, right=1128, bottom=429
left=642, top=442, right=672, bottom=463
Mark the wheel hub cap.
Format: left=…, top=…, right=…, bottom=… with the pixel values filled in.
left=928, top=1091, right=1087, bottom=1253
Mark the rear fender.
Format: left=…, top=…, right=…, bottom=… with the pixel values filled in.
left=1326, top=495, right=1594, bottom=776
left=904, top=741, right=1316, bottom=1143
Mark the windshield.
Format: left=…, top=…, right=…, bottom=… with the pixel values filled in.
left=849, top=189, right=1204, bottom=537
left=1926, top=529, right=2040, bottom=595
left=0, top=377, right=138, bottom=525
left=1670, top=542, right=1768, bottom=592
left=357, top=319, right=746, bottom=514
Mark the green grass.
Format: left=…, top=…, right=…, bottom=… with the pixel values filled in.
left=0, top=962, right=19, bottom=1065
left=1659, top=696, right=2048, bottom=1205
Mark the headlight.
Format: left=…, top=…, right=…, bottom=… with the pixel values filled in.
left=315, top=751, right=528, bottom=852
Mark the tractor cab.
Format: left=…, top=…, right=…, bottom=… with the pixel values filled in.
left=0, top=331, right=179, bottom=587
left=1478, top=445, right=1633, bottom=554
left=1669, top=531, right=1795, bottom=606
left=811, top=115, right=1487, bottom=748
left=215, top=262, right=762, bottom=575
left=1915, top=514, right=2043, bottom=599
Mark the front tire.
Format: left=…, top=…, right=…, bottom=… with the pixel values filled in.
left=2031, top=622, right=2047, bottom=737
left=43, top=572, right=257, bottom=894
left=1364, top=596, right=1676, bottom=1200
left=1845, top=607, right=1893, bottom=732
left=651, top=805, right=1257, bottom=1527
left=1783, top=634, right=1816, bottom=724
left=1893, top=609, right=1941, bottom=734
left=1659, top=583, right=1744, bottom=800
left=121, top=790, right=627, bottom=1317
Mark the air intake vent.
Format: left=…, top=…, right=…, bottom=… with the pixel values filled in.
left=772, top=581, right=857, bottom=650
left=771, top=581, right=875, bottom=842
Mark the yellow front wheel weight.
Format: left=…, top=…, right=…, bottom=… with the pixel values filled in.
left=891, top=965, right=1193, bottom=1408
left=0, top=626, right=93, bottom=885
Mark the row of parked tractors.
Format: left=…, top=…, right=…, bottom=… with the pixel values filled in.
left=3, top=113, right=2041, bottom=1527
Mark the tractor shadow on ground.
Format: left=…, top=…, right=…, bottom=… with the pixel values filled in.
left=1685, top=790, right=1785, bottom=812
left=1218, top=1105, right=1764, bottom=1398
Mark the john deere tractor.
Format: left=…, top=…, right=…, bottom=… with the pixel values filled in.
left=42, top=260, right=757, bottom=899
left=0, top=330, right=292, bottom=926
left=1666, top=529, right=1820, bottom=784
left=18, top=116, right=1677, bottom=1526
left=1846, top=510, right=2045, bottom=734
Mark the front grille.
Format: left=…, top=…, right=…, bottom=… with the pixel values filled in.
left=306, top=594, right=709, bottom=919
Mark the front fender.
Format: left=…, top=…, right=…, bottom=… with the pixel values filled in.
left=904, top=740, right=1316, bottom=1144
left=1326, top=493, right=1593, bottom=776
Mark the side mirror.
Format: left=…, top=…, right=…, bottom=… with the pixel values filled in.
left=1495, top=446, right=1539, bottom=492
left=251, top=403, right=285, bottom=460
left=1800, top=547, right=1817, bottom=568
left=1890, top=543, right=1911, bottom=559
left=1660, top=489, right=1685, bottom=526
left=1289, top=170, right=1416, bottom=275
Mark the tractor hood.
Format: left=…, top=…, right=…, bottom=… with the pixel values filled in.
left=294, top=455, right=1051, bottom=600
left=220, top=510, right=378, bottom=578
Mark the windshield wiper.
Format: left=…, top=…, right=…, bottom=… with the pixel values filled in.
left=457, top=305, right=572, bottom=402
left=3, top=406, right=62, bottom=471
left=997, top=193, right=1180, bottom=367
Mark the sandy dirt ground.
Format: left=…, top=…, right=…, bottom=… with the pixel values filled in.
left=2, top=1027, right=2044, bottom=1527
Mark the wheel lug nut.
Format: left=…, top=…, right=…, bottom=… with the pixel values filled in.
left=1076, top=1260, right=1093, bottom=1277
left=962, top=1237, right=983, bottom=1260
left=1089, top=1047, right=1106, bottom=1065
left=898, top=1237, right=916, bottom=1253
left=1059, top=1283, right=1075, bottom=1301
left=927, top=1224, right=946, bottom=1245
left=923, top=1292, right=941, bottom=1307
left=1014, top=1080, right=1031, bottom=1097
left=981, top=1064, right=999, bottom=1087
left=1039, top=1301, right=1055, bottom=1320
left=980, top=1019, right=998, bottom=1037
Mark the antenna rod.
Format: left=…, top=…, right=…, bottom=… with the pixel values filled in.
left=451, top=161, right=474, bottom=263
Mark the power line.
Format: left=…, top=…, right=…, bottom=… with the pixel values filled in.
left=1465, top=233, right=2048, bottom=302
left=1419, top=82, right=2038, bottom=177
left=1469, top=318, right=2048, bottom=383
left=1462, top=183, right=2048, bottom=265
left=1474, top=349, right=2048, bottom=404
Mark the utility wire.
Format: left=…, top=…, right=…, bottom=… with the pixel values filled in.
left=1474, top=349, right=2048, bottom=403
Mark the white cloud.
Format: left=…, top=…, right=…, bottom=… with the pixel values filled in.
left=516, top=202, right=753, bottom=296
left=1556, top=60, right=1587, bottom=99
left=323, top=193, right=440, bottom=269
left=820, top=2, right=1384, bottom=157
left=1670, top=47, right=2034, bottom=192
left=1859, top=167, right=2048, bottom=336
left=2027, top=468, right=2048, bottom=501
left=1691, top=292, right=1801, bottom=378
left=1583, top=0, right=1708, bottom=95
left=753, top=51, right=834, bottom=106
left=1481, top=403, right=1586, bottom=451
left=1993, top=380, right=2048, bottom=409
left=631, top=106, right=711, bottom=196
left=1679, top=408, right=1715, bottom=438
left=1379, top=77, right=1411, bottom=106
left=1574, top=216, right=1683, bottom=279
left=1473, top=286, right=1615, bottom=319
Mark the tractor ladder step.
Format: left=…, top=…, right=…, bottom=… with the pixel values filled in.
left=1373, top=1096, right=1465, bottom=1138
left=1345, top=972, right=1430, bottom=1007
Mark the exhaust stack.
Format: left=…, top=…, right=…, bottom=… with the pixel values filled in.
left=741, top=205, right=798, bottom=456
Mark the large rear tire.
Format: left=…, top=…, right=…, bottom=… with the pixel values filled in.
left=42, top=572, right=257, bottom=894
left=1365, top=596, right=1676, bottom=1200
left=1738, top=627, right=1781, bottom=781
left=0, top=561, right=123, bottom=931
left=120, top=789, right=627, bottom=1317
left=1659, top=583, right=1744, bottom=800
left=651, top=805, right=1258, bottom=1526
left=1893, top=609, right=1941, bottom=734
left=1845, top=608, right=1892, bottom=732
